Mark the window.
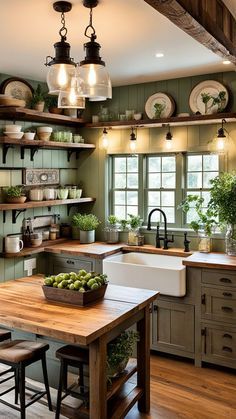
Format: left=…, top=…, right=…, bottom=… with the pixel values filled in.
left=109, top=153, right=221, bottom=228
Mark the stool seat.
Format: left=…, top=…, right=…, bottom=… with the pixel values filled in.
left=0, top=340, right=49, bottom=363
left=56, top=345, right=89, bottom=364
left=0, top=328, right=11, bottom=342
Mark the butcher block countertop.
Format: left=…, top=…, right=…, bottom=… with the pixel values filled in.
left=183, top=252, right=236, bottom=270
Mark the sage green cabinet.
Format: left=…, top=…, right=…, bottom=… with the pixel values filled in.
left=201, top=324, right=236, bottom=369
left=152, top=300, right=195, bottom=355
left=47, top=254, right=102, bottom=276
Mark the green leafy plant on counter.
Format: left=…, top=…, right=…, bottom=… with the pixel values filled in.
left=178, top=195, right=217, bottom=236
left=72, top=213, right=100, bottom=231
left=4, top=185, right=24, bottom=198
left=107, top=215, right=119, bottom=226
left=128, top=214, right=143, bottom=230
left=120, top=219, right=129, bottom=231
left=107, top=331, right=139, bottom=381
left=209, top=172, right=236, bottom=226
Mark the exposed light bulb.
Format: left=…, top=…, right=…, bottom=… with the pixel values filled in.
left=102, top=128, right=109, bottom=150
left=165, top=140, right=172, bottom=150
left=130, top=141, right=136, bottom=152
left=155, top=52, right=164, bottom=58
left=222, top=60, right=231, bottom=65
left=216, top=137, right=225, bottom=151
left=58, top=64, right=68, bottom=88
left=88, top=64, right=97, bottom=86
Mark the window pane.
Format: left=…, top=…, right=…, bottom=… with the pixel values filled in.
left=162, top=156, right=176, bottom=172
left=187, top=172, right=202, bottom=188
left=148, top=157, right=161, bottom=172
left=162, top=172, right=176, bottom=188
left=114, top=206, right=125, bottom=219
left=161, top=191, right=175, bottom=206
left=201, top=191, right=211, bottom=206
left=127, top=174, right=138, bottom=188
left=203, top=172, right=218, bottom=188
left=147, top=208, right=160, bottom=222
left=188, top=155, right=202, bottom=171
left=114, top=173, right=126, bottom=188
left=127, top=156, right=138, bottom=172
left=114, top=191, right=125, bottom=205
left=127, top=206, right=138, bottom=216
left=149, top=173, right=161, bottom=188
left=127, top=191, right=138, bottom=205
left=148, top=191, right=160, bottom=206
left=186, top=208, right=198, bottom=223
left=115, top=157, right=126, bottom=172
left=203, top=154, right=219, bottom=171
left=162, top=207, right=175, bottom=223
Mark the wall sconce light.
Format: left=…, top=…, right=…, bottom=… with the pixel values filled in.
left=165, top=124, right=173, bottom=150
left=45, top=2, right=77, bottom=95
left=209, top=118, right=228, bottom=153
left=78, top=0, right=112, bottom=101
left=130, top=127, right=137, bottom=152
left=102, top=127, right=110, bottom=150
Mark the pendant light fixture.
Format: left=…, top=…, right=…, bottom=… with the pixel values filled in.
left=208, top=119, right=229, bottom=153
left=58, top=69, right=86, bottom=108
left=45, top=1, right=77, bottom=95
left=78, top=0, right=112, bottom=101
left=130, top=127, right=137, bottom=152
left=101, top=128, right=110, bottom=150
left=165, top=124, right=173, bottom=150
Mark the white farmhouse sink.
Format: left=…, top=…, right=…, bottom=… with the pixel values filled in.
left=103, top=252, right=186, bottom=297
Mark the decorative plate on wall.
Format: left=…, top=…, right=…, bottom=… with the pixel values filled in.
left=23, top=169, right=60, bottom=186
left=145, top=92, right=175, bottom=119
left=0, top=77, right=34, bottom=106
left=189, top=80, right=229, bottom=115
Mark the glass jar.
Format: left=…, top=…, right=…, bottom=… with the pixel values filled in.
left=225, top=224, right=236, bottom=256
left=127, top=229, right=139, bottom=246
left=198, top=231, right=212, bottom=253
left=68, top=186, right=77, bottom=199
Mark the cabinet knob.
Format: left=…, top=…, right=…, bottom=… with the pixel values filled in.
left=223, top=333, right=232, bottom=339
left=222, top=346, right=233, bottom=353
left=220, top=277, right=232, bottom=283
left=223, top=292, right=233, bottom=297
left=66, top=260, right=74, bottom=265
left=221, top=306, right=233, bottom=313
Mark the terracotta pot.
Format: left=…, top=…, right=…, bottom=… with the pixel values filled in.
left=33, top=101, right=45, bottom=112
left=49, top=107, right=63, bottom=115
left=5, top=196, right=27, bottom=204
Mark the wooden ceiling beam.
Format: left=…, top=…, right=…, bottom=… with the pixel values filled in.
left=144, top=0, right=236, bottom=65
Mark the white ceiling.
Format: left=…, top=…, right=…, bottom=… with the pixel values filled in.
left=0, top=0, right=235, bottom=86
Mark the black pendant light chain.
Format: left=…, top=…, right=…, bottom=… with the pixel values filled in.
left=59, top=11, right=68, bottom=41
left=84, top=7, right=96, bottom=40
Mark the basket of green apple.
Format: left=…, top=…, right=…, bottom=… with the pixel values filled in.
left=42, top=270, right=108, bottom=306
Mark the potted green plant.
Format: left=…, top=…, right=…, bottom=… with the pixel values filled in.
left=4, top=186, right=26, bottom=204
left=153, top=102, right=165, bottom=119
left=72, top=213, right=100, bottom=243
left=107, top=331, right=139, bottom=380
left=45, top=95, right=63, bottom=115
left=127, top=214, right=143, bottom=246
left=30, top=84, right=46, bottom=112
left=209, top=172, right=236, bottom=255
left=104, top=215, right=120, bottom=244
left=178, top=195, right=217, bottom=252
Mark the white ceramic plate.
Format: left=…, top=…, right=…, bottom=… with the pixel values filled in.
left=145, top=92, right=175, bottom=119
left=189, top=80, right=228, bottom=115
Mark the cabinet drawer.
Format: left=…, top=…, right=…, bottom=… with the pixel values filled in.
left=202, top=269, right=236, bottom=288
left=202, top=287, right=236, bottom=323
left=202, top=325, right=236, bottom=363
left=52, top=257, right=93, bottom=273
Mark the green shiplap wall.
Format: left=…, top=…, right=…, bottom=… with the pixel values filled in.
left=0, top=73, right=82, bottom=281
left=79, top=71, right=236, bottom=251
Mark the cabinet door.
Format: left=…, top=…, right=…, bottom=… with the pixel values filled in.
left=201, top=324, right=236, bottom=368
left=202, top=287, right=236, bottom=323
left=152, top=300, right=194, bottom=353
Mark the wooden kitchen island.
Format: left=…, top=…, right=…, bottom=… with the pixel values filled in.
left=0, top=275, right=158, bottom=418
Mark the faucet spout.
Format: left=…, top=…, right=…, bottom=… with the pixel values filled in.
left=147, top=208, right=174, bottom=249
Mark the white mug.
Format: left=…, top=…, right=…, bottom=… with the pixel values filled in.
left=5, top=236, right=24, bottom=253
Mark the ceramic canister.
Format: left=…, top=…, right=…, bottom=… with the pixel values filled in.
left=5, top=236, right=24, bottom=253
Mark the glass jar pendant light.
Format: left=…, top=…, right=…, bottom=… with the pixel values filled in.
left=58, top=68, right=86, bottom=109
left=45, top=1, right=76, bottom=95
left=79, top=0, right=112, bottom=101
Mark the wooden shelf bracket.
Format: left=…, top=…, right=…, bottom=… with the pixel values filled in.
left=12, top=209, right=26, bottom=224
left=67, top=149, right=79, bottom=162
left=20, top=146, right=39, bottom=162
left=3, top=144, right=14, bottom=164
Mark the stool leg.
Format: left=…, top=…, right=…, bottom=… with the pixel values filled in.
left=19, top=364, right=25, bottom=419
left=56, top=360, right=67, bottom=419
left=14, top=367, right=19, bottom=405
left=41, top=353, right=53, bottom=412
left=78, top=365, right=85, bottom=393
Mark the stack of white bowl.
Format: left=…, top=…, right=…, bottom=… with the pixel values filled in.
left=37, top=126, right=53, bottom=141
left=4, top=124, right=24, bottom=140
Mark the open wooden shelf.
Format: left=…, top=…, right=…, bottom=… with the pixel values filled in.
left=0, top=107, right=85, bottom=126
left=85, top=111, right=236, bottom=129
left=1, top=238, right=68, bottom=258
left=107, top=358, right=137, bottom=400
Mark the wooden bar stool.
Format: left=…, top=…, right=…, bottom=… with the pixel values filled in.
left=55, top=345, right=89, bottom=418
left=0, top=339, right=52, bottom=419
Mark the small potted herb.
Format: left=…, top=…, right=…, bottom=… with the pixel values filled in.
left=127, top=214, right=143, bottom=246
left=104, top=215, right=120, bottom=244
left=178, top=195, right=217, bottom=252
left=107, top=331, right=139, bottom=380
left=4, top=186, right=26, bottom=204
left=30, top=84, right=46, bottom=112
left=45, top=95, right=63, bottom=115
left=72, top=213, right=100, bottom=243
